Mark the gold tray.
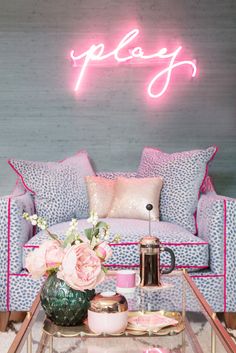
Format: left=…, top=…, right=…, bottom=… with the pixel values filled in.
left=43, top=311, right=184, bottom=337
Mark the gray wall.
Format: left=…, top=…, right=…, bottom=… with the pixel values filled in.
left=0, top=0, right=236, bottom=197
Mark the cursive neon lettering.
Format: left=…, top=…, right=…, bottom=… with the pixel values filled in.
left=70, top=29, right=197, bottom=98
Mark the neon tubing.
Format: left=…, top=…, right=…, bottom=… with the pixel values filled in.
left=70, top=28, right=197, bottom=98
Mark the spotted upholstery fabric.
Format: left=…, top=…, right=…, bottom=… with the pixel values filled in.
left=97, top=172, right=137, bottom=179
left=137, top=146, right=217, bottom=234
left=8, top=151, right=95, bottom=226
left=0, top=191, right=34, bottom=310
left=7, top=269, right=224, bottom=312
left=10, top=270, right=45, bottom=311
left=23, top=219, right=209, bottom=270
left=197, top=193, right=236, bottom=310
left=0, top=173, right=236, bottom=312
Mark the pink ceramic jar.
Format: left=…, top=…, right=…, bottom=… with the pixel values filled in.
left=88, top=291, right=128, bottom=334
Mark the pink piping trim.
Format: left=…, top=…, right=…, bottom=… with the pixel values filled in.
left=110, top=242, right=138, bottom=247
left=9, top=272, right=223, bottom=278
left=198, top=145, right=218, bottom=199
left=9, top=273, right=47, bottom=279
left=110, top=241, right=208, bottom=247
left=223, top=199, right=227, bottom=312
left=194, top=209, right=198, bottom=235
left=104, top=264, right=208, bottom=269
left=194, top=145, right=218, bottom=235
left=23, top=245, right=39, bottom=248
left=162, top=265, right=208, bottom=269
left=7, top=198, right=11, bottom=311
left=191, top=274, right=224, bottom=278
left=24, top=241, right=208, bottom=249
left=7, top=160, right=35, bottom=194
left=104, top=264, right=139, bottom=268
left=162, top=242, right=208, bottom=246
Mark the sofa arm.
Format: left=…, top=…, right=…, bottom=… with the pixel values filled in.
left=197, top=192, right=236, bottom=310
left=0, top=191, right=34, bottom=275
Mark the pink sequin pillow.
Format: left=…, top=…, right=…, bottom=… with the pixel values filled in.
left=85, top=176, right=116, bottom=218
left=108, top=176, right=163, bottom=221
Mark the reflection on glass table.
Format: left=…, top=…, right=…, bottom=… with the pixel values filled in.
left=8, top=270, right=236, bottom=353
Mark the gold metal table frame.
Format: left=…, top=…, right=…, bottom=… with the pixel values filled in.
left=8, top=271, right=236, bottom=353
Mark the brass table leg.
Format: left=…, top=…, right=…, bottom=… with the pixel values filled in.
left=49, top=336, right=53, bottom=353
left=181, top=329, right=186, bottom=353
left=27, top=332, right=32, bottom=353
left=211, top=313, right=216, bottom=353
left=27, top=312, right=32, bottom=353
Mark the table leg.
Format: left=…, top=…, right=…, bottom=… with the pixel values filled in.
left=181, top=329, right=186, bottom=353
left=27, top=331, right=32, bottom=353
left=49, top=336, right=53, bottom=353
left=211, top=326, right=216, bottom=353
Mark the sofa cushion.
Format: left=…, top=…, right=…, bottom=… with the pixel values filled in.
left=108, top=176, right=163, bottom=221
left=86, top=176, right=116, bottom=218
left=23, top=219, right=209, bottom=271
left=137, top=146, right=217, bottom=234
left=8, top=151, right=95, bottom=226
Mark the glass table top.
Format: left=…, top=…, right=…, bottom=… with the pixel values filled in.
left=8, top=270, right=236, bottom=353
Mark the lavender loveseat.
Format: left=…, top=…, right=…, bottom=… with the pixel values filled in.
left=0, top=146, right=236, bottom=312
left=0, top=173, right=236, bottom=314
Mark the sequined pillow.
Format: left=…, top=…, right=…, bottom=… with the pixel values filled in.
left=8, top=151, right=95, bottom=226
left=108, top=176, right=163, bottom=221
left=137, top=146, right=217, bottom=233
left=85, top=176, right=115, bottom=218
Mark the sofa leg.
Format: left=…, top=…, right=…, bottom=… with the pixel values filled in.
left=224, top=312, right=236, bottom=329
left=0, top=311, right=10, bottom=331
left=9, top=311, right=27, bottom=323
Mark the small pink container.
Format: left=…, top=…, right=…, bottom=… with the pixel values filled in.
left=116, top=270, right=140, bottom=293
left=87, top=291, right=128, bottom=334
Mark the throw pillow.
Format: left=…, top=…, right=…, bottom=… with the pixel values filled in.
left=137, top=146, right=217, bottom=233
left=8, top=151, right=95, bottom=226
left=108, top=176, right=163, bottom=221
left=85, top=176, right=115, bottom=218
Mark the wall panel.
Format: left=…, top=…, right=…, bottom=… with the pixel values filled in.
left=0, top=0, right=235, bottom=197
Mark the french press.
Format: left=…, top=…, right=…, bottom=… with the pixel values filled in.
left=140, top=204, right=176, bottom=287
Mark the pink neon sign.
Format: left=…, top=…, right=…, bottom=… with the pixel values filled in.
left=70, top=29, right=197, bottom=99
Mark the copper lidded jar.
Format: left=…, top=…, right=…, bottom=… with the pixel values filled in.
left=87, top=291, right=128, bottom=334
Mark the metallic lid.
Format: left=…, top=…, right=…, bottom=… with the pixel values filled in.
left=89, top=291, right=128, bottom=313
left=140, top=236, right=160, bottom=247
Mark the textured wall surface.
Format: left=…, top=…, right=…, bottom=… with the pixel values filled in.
left=0, top=0, right=235, bottom=197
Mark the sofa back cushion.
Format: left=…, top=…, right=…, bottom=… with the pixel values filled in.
left=137, top=146, right=217, bottom=233
left=8, top=151, right=95, bottom=226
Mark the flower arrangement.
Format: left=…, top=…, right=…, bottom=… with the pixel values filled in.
left=23, top=211, right=120, bottom=291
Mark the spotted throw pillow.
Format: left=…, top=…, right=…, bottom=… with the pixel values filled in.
left=137, top=146, right=217, bottom=233
left=8, top=151, right=95, bottom=226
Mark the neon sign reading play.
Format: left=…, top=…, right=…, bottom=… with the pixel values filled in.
left=70, top=29, right=197, bottom=99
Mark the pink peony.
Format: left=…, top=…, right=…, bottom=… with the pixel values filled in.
left=57, top=243, right=105, bottom=291
left=95, top=241, right=112, bottom=261
left=25, top=240, right=64, bottom=279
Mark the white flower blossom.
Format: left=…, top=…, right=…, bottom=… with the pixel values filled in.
left=87, top=211, right=98, bottom=226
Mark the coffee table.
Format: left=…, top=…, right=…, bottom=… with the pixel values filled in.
left=8, top=270, right=236, bottom=353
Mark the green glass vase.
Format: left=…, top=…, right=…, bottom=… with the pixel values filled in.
left=40, top=273, right=95, bottom=326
